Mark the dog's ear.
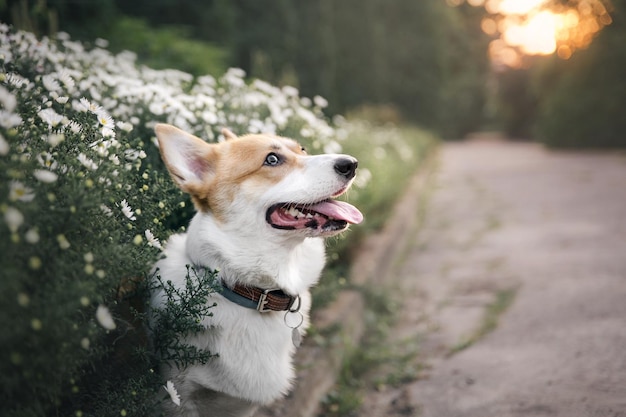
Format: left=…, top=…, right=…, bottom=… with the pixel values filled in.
left=155, top=124, right=217, bottom=191
left=221, top=128, right=237, bottom=141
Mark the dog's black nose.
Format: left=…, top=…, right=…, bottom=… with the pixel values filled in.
left=334, top=157, right=358, bottom=180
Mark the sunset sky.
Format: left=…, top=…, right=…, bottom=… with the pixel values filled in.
left=449, top=0, right=613, bottom=67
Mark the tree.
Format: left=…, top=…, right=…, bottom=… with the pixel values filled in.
left=535, top=0, right=626, bottom=147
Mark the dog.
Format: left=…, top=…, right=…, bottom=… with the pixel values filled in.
left=150, top=124, right=363, bottom=417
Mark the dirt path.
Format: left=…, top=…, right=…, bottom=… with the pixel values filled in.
left=357, top=139, right=626, bottom=417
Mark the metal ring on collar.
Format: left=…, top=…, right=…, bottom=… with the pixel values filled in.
left=289, top=295, right=302, bottom=313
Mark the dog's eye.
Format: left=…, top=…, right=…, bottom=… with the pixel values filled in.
left=264, top=153, right=281, bottom=166
left=300, top=146, right=307, bottom=154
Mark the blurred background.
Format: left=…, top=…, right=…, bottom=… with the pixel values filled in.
left=2, top=0, right=624, bottom=148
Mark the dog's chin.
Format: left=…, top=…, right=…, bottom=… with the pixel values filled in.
left=266, top=199, right=363, bottom=238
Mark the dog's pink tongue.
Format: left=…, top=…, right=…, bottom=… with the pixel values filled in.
left=310, top=200, right=363, bottom=224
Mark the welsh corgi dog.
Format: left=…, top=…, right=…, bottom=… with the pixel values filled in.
left=151, top=124, right=363, bottom=417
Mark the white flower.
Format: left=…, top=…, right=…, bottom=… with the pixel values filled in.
left=144, top=229, right=163, bottom=250
left=56, top=234, right=70, bottom=250
left=42, top=74, right=61, bottom=92
left=25, top=228, right=40, bottom=244
left=0, top=132, right=8, bottom=155
left=354, top=167, right=372, bottom=188
left=149, top=102, right=165, bottom=115
left=282, top=85, right=299, bottom=97
left=81, top=337, right=90, bottom=350
left=38, top=108, right=64, bottom=127
left=76, top=97, right=91, bottom=112
left=163, top=381, right=181, bottom=406
left=77, top=153, right=98, bottom=170
left=124, top=149, right=143, bottom=161
left=323, top=140, right=342, bottom=154
left=5, top=73, right=28, bottom=89
left=300, top=127, right=313, bottom=138
left=116, top=121, right=133, bottom=132
left=55, top=96, right=69, bottom=104
left=91, top=140, right=111, bottom=157
left=96, top=109, right=114, bottom=128
left=0, top=110, right=22, bottom=128
left=79, top=97, right=103, bottom=114
left=313, top=95, right=328, bottom=109
left=33, top=169, right=58, bottom=183
left=0, top=85, right=17, bottom=112
left=101, top=126, right=116, bottom=138
left=37, top=152, right=58, bottom=170
left=223, top=68, right=246, bottom=87
left=66, top=120, right=81, bottom=133
left=46, top=133, right=65, bottom=147
left=247, top=118, right=265, bottom=134
left=94, top=38, right=109, bottom=48
left=0, top=48, right=12, bottom=64
left=4, top=206, right=24, bottom=233
left=120, top=199, right=136, bottom=221
left=196, top=74, right=216, bottom=87
left=96, top=305, right=116, bottom=330
left=58, top=70, right=75, bottom=90
left=100, top=204, right=113, bottom=217
left=9, top=181, right=35, bottom=202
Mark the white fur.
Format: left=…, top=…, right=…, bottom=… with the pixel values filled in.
left=150, top=125, right=358, bottom=417
left=153, top=233, right=322, bottom=414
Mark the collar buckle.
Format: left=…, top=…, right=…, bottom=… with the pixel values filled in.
left=257, top=288, right=282, bottom=313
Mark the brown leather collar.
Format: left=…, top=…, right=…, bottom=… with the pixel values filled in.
left=220, top=281, right=301, bottom=313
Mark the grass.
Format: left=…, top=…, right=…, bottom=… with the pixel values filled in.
left=317, top=287, right=423, bottom=417
left=449, top=288, right=518, bottom=355
left=313, top=122, right=437, bottom=415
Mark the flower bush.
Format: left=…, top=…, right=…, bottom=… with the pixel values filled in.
left=0, top=24, right=342, bottom=417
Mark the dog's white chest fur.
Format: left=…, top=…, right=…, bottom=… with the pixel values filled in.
left=153, top=231, right=324, bottom=415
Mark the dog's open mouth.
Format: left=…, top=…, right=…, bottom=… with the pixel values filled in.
left=267, top=200, right=363, bottom=233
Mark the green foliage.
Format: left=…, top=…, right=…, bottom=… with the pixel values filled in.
left=290, top=0, right=490, bottom=138
left=333, top=120, right=436, bottom=237
left=101, top=16, right=229, bottom=77
left=2, top=0, right=491, bottom=139
left=490, top=2, right=626, bottom=147
left=0, top=34, right=172, bottom=417
left=0, top=26, right=220, bottom=417
left=493, top=67, right=538, bottom=139
left=313, top=119, right=437, bottom=310
left=438, top=3, right=492, bottom=138
left=534, top=11, right=626, bottom=148
left=319, top=287, right=421, bottom=416
left=0, top=26, right=345, bottom=417
left=0, top=0, right=117, bottom=38
left=150, top=266, right=220, bottom=369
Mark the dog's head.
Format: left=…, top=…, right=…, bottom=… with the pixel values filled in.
left=155, top=124, right=363, bottom=239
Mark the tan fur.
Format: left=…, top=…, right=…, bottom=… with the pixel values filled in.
left=158, top=126, right=307, bottom=221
